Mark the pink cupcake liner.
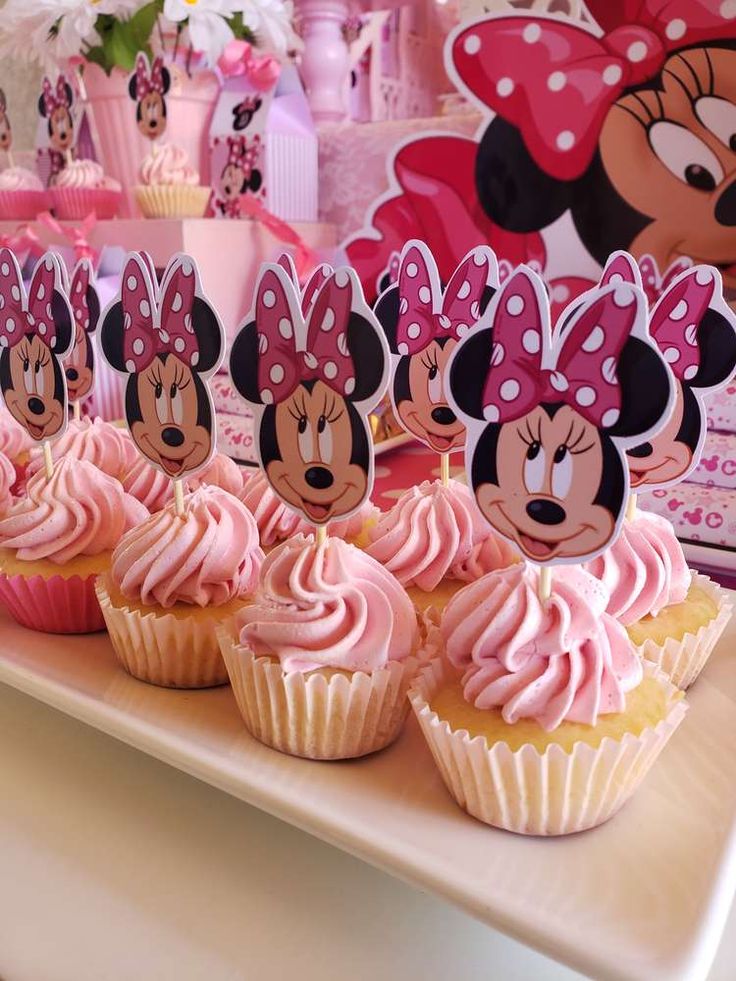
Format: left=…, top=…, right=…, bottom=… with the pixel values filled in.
left=0, top=570, right=105, bottom=634
left=0, top=190, right=49, bottom=220
left=51, top=187, right=121, bottom=220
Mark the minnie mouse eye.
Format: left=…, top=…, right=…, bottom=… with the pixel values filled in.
left=649, top=121, right=723, bottom=192
left=523, top=440, right=545, bottom=494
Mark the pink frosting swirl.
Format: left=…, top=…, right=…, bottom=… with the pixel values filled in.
left=239, top=534, right=418, bottom=673
left=0, top=458, right=148, bottom=564
left=112, top=486, right=263, bottom=608
left=190, top=453, right=243, bottom=496
left=56, top=159, right=120, bottom=190
left=584, top=510, right=689, bottom=625
left=239, top=468, right=378, bottom=547
left=123, top=453, right=245, bottom=513
left=139, top=144, right=199, bottom=186
left=0, top=166, right=44, bottom=191
left=367, top=479, right=516, bottom=590
left=441, top=563, right=642, bottom=731
left=0, top=403, right=33, bottom=461
left=0, top=450, right=14, bottom=516
left=27, top=418, right=138, bottom=482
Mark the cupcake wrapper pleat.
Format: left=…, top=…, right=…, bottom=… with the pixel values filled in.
left=0, top=570, right=105, bottom=634
left=0, top=190, right=49, bottom=220
left=409, top=659, right=688, bottom=836
left=51, top=187, right=121, bottom=220
left=135, top=185, right=210, bottom=219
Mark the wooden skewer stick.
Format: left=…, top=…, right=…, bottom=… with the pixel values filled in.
left=626, top=493, right=637, bottom=522
left=73, top=400, right=81, bottom=422
left=440, top=452, right=450, bottom=487
left=316, top=524, right=327, bottom=546
left=174, top=478, right=185, bottom=517
left=538, top=565, right=552, bottom=604
left=42, top=441, right=53, bottom=480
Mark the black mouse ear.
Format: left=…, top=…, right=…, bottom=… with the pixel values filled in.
left=607, top=336, right=672, bottom=439
left=448, top=325, right=494, bottom=420
left=86, top=284, right=101, bottom=334
left=38, top=94, right=48, bottom=118
left=248, top=169, right=262, bottom=194
left=374, top=283, right=401, bottom=353
left=128, top=74, right=138, bottom=100
left=160, top=66, right=171, bottom=94
left=230, top=319, right=262, bottom=404
left=51, top=290, right=74, bottom=356
left=479, top=283, right=496, bottom=317
left=64, top=83, right=74, bottom=107
left=345, top=312, right=387, bottom=403
left=190, top=296, right=223, bottom=372
left=99, top=300, right=130, bottom=373
left=690, top=308, right=736, bottom=391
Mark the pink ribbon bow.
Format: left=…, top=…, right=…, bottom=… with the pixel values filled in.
left=650, top=267, right=717, bottom=382
left=396, top=243, right=494, bottom=356
left=121, top=253, right=199, bottom=372
left=481, top=266, right=642, bottom=428
left=217, top=40, right=281, bottom=91
left=0, top=249, right=64, bottom=351
left=240, top=196, right=320, bottom=282
left=226, top=134, right=260, bottom=171
left=0, top=224, right=44, bottom=264
left=41, top=74, right=71, bottom=116
left=452, top=2, right=735, bottom=181
left=134, top=53, right=166, bottom=99
left=639, top=255, right=694, bottom=306
left=37, top=210, right=98, bottom=266
left=255, top=265, right=357, bottom=405
left=70, top=259, right=94, bottom=332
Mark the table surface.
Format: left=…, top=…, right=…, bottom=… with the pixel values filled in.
left=1, top=680, right=735, bottom=981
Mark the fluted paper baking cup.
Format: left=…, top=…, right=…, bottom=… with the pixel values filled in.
left=409, top=659, right=687, bottom=836
left=634, top=574, right=732, bottom=690
left=134, top=184, right=210, bottom=219
left=218, top=623, right=420, bottom=760
left=0, top=570, right=105, bottom=633
left=96, top=578, right=230, bottom=688
left=0, top=190, right=49, bottom=220
left=51, top=187, right=121, bottom=220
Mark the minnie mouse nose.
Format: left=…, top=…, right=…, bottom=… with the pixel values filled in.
left=161, top=426, right=184, bottom=447
left=149, top=120, right=156, bottom=129
left=27, top=397, right=45, bottom=416
left=431, top=406, right=457, bottom=426
left=716, top=180, right=736, bottom=227
left=627, top=442, right=653, bottom=458
left=526, top=499, right=566, bottom=526
left=66, top=368, right=78, bottom=382
left=305, top=466, right=333, bottom=490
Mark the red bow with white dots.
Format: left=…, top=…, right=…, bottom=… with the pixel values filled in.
left=41, top=74, right=71, bottom=115
left=452, top=2, right=735, bottom=181
left=121, top=253, right=199, bottom=373
left=254, top=265, right=357, bottom=405
left=277, top=252, right=333, bottom=317
left=69, top=258, right=97, bottom=333
left=480, top=266, right=643, bottom=428
left=396, top=242, right=496, bottom=356
left=0, top=248, right=66, bottom=352
left=134, top=53, right=165, bottom=99
left=226, top=134, right=260, bottom=172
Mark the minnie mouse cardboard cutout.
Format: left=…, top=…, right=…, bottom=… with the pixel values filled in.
left=0, top=89, right=12, bottom=153
left=447, top=265, right=675, bottom=565
left=276, top=252, right=333, bottom=317
left=63, top=259, right=101, bottom=406
left=37, top=74, right=75, bottom=184
left=0, top=249, right=74, bottom=444
left=128, top=53, right=171, bottom=142
left=100, top=252, right=224, bottom=480
left=375, top=240, right=498, bottom=455
left=230, top=263, right=390, bottom=526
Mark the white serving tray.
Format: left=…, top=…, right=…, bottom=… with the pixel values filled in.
left=1, top=601, right=735, bottom=981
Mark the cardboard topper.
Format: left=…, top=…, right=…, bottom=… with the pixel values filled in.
left=0, top=249, right=74, bottom=444
left=276, top=252, right=334, bottom=317
left=0, top=88, right=12, bottom=153
left=128, top=53, right=171, bottom=142
left=374, top=240, right=498, bottom=455
left=447, top=264, right=675, bottom=565
left=63, top=259, right=101, bottom=405
left=100, top=252, right=225, bottom=480
left=230, top=262, right=390, bottom=526
left=36, top=73, right=76, bottom=186
left=597, top=251, right=736, bottom=491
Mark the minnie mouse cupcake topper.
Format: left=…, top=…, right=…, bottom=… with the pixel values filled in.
left=276, top=251, right=333, bottom=317
left=230, top=262, right=390, bottom=537
left=0, top=88, right=12, bottom=162
left=62, top=259, right=101, bottom=418
left=129, top=53, right=171, bottom=142
left=38, top=74, right=75, bottom=180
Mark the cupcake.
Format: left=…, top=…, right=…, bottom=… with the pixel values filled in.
left=134, top=144, right=211, bottom=219
left=0, top=458, right=148, bottom=633
left=51, top=159, right=122, bottom=219
left=238, top=468, right=378, bottom=551
left=366, top=478, right=517, bottom=614
left=409, top=563, right=687, bottom=835
left=0, top=165, right=48, bottom=219
left=218, top=534, right=422, bottom=759
left=0, top=402, right=34, bottom=486
left=26, top=417, right=138, bottom=484
left=585, top=508, right=731, bottom=689
left=122, top=451, right=244, bottom=512
left=96, top=485, right=263, bottom=688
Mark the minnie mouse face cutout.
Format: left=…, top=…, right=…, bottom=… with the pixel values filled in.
left=0, top=249, right=74, bottom=443
left=375, top=241, right=498, bottom=455
left=129, top=53, right=171, bottom=141
left=0, top=89, right=12, bottom=152
left=447, top=265, right=674, bottom=565
left=230, top=263, right=390, bottom=526
left=64, top=260, right=100, bottom=404
left=38, top=74, right=74, bottom=155
left=233, top=94, right=263, bottom=132
left=100, top=253, right=224, bottom=480
left=218, top=135, right=262, bottom=214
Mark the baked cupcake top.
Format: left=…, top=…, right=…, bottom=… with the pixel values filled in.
left=122, top=452, right=244, bottom=512
left=139, top=144, right=199, bottom=187
left=0, top=166, right=44, bottom=191
left=238, top=534, right=418, bottom=673
left=0, top=458, right=148, bottom=564
left=27, top=417, right=138, bottom=482
left=238, top=468, right=378, bottom=547
left=112, top=485, right=263, bottom=608
left=584, top=510, right=689, bottom=626
left=366, top=478, right=517, bottom=591
left=0, top=403, right=33, bottom=461
left=441, top=563, right=642, bottom=731
left=55, top=159, right=120, bottom=190
left=0, top=451, right=14, bottom=516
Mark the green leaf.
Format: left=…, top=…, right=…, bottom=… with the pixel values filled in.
left=127, top=1, right=163, bottom=49
left=227, top=13, right=256, bottom=44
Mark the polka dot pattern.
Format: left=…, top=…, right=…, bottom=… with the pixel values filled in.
left=67, top=261, right=98, bottom=400
left=650, top=267, right=716, bottom=382
left=0, top=248, right=69, bottom=361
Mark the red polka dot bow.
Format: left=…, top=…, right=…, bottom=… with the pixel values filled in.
left=134, top=54, right=165, bottom=99
left=0, top=248, right=67, bottom=352
left=121, top=253, right=199, bottom=373
left=226, top=134, right=260, bottom=172
left=396, top=242, right=496, bottom=356
left=277, top=253, right=332, bottom=317
left=452, top=2, right=735, bottom=181
left=70, top=259, right=93, bottom=333
left=254, top=264, right=358, bottom=405
left=41, top=74, right=71, bottom=115
left=480, top=266, right=644, bottom=428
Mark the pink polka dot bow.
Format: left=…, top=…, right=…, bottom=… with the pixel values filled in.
left=41, top=74, right=71, bottom=115
left=600, top=251, right=694, bottom=307
left=226, top=134, right=260, bottom=172
left=480, top=266, right=644, bottom=428
left=0, top=248, right=68, bottom=352
left=452, top=2, right=735, bottom=181
left=121, top=253, right=199, bottom=373
left=133, top=54, right=165, bottom=99
left=277, top=253, right=332, bottom=318
left=396, top=241, right=496, bottom=356
left=255, top=264, right=359, bottom=405
left=70, top=259, right=93, bottom=332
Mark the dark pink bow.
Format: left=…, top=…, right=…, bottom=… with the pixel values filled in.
left=277, top=252, right=332, bottom=316
left=639, top=255, right=694, bottom=306
left=226, top=133, right=260, bottom=171
left=37, top=210, right=98, bottom=266
left=41, top=74, right=71, bottom=116
left=69, top=258, right=95, bottom=333
left=254, top=265, right=357, bottom=404
left=134, top=54, right=165, bottom=99
left=650, top=267, right=717, bottom=382
left=396, top=242, right=495, bottom=356
left=217, top=40, right=281, bottom=91
left=481, top=266, right=643, bottom=428
left=452, top=3, right=735, bottom=181
left=0, top=248, right=68, bottom=352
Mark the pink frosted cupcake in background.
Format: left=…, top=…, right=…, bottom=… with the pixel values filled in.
left=123, top=451, right=243, bottom=513
left=218, top=534, right=421, bottom=759
left=97, top=486, right=263, bottom=688
left=0, top=165, right=48, bottom=219
left=51, top=159, right=121, bottom=219
left=135, top=144, right=210, bottom=218
left=0, top=402, right=34, bottom=487
left=26, top=417, right=137, bottom=485
left=0, top=451, right=15, bottom=517
left=0, top=458, right=148, bottom=633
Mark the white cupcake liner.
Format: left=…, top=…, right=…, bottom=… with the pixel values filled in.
left=134, top=184, right=210, bottom=219
left=217, top=622, right=420, bottom=760
left=633, top=573, right=732, bottom=690
left=96, top=577, right=231, bottom=689
left=409, top=658, right=687, bottom=836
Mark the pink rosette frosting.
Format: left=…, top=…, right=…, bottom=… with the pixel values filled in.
left=190, top=453, right=243, bottom=496
left=0, top=458, right=148, bottom=564
left=584, top=510, right=689, bottom=625
left=0, top=166, right=44, bottom=191
left=139, top=144, right=199, bottom=186
left=0, top=450, right=14, bottom=516
left=0, top=403, right=33, bottom=461
left=239, top=468, right=378, bottom=546
left=441, top=563, right=642, bottom=731
left=112, top=486, right=263, bottom=608
left=239, top=534, right=418, bottom=673
left=27, top=418, right=138, bottom=482
left=56, top=159, right=120, bottom=190
left=123, top=453, right=245, bottom=512
left=367, top=479, right=516, bottom=590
